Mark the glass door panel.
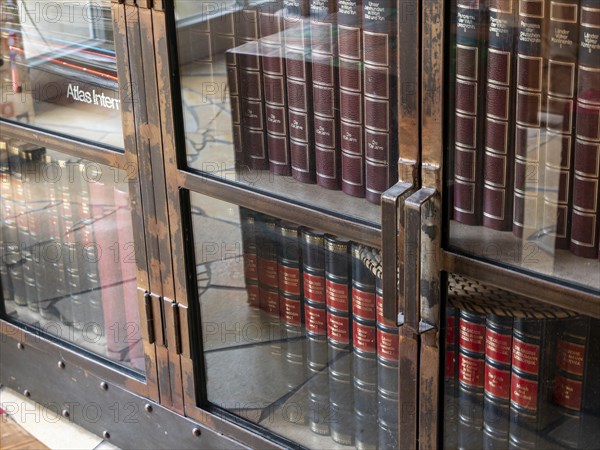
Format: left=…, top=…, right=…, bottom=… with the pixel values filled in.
left=442, top=273, right=600, bottom=450
left=188, top=191, right=399, bottom=448
left=0, top=136, right=143, bottom=373
left=0, top=0, right=123, bottom=148
left=173, top=0, right=399, bottom=226
left=446, top=0, right=600, bottom=292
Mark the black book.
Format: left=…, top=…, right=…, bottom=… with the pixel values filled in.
left=240, top=207, right=259, bottom=308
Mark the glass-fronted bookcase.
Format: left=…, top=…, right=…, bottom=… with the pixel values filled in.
left=0, top=0, right=598, bottom=449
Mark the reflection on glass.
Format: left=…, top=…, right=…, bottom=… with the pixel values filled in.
left=0, top=0, right=123, bottom=148
left=190, top=192, right=398, bottom=448
left=174, top=0, right=397, bottom=224
left=0, top=137, right=143, bottom=373
left=448, top=0, right=600, bottom=291
left=444, top=274, right=600, bottom=450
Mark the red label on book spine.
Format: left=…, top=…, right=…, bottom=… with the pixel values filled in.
left=377, top=327, right=399, bottom=361
left=511, top=373, right=539, bottom=411
left=280, top=297, right=302, bottom=326
left=485, top=363, right=511, bottom=400
left=247, top=284, right=259, bottom=308
left=447, top=316, right=456, bottom=346
left=486, top=328, right=512, bottom=365
left=326, top=278, right=350, bottom=312
left=259, top=258, right=279, bottom=288
left=376, top=291, right=383, bottom=324
left=353, top=321, right=376, bottom=353
left=304, top=272, right=325, bottom=303
left=446, top=349, right=456, bottom=379
left=352, top=288, right=376, bottom=321
left=459, top=318, right=486, bottom=354
left=328, top=313, right=350, bottom=344
left=459, top=353, right=485, bottom=388
left=244, top=254, right=258, bottom=281
left=512, top=338, right=540, bottom=375
left=279, top=265, right=301, bottom=296
left=305, top=303, right=327, bottom=335
left=553, top=374, right=583, bottom=411
left=557, top=339, right=586, bottom=376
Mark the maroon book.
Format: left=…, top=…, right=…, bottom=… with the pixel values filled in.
left=512, top=0, right=550, bottom=239
left=311, top=0, right=341, bottom=190
left=225, top=50, right=243, bottom=167
left=339, top=0, right=365, bottom=197
left=482, top=0, right=518, bottom=231
left=570, top=0, right=600, bottom=258
left=453, top=0, right=488, bottom=225
left=363, top=0, right=398, bottom=204
left=542, top=0, right=580, bottom=249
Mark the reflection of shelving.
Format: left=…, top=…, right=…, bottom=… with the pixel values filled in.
left=450, top=221, right=600, bottom=292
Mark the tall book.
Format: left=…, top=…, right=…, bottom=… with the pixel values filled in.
left=482, top=313, right=513, bottom=449
left=226, top=50, right=244, bottom=167
left=483, top=0, right=518, bottom=230
left=283, top=0, right=316, bottom=183
left=513, top=0, right=550, bottom=239
left=362, top=0, right=398, bottom=204
left=302, top=229, right=330, bottom=436
left=311, top=0, right=340, bottom=189
left=542, top=0, right=581, bottom=249
left=351, top=243, right=378, bottom=449
left=339, top=0, right=365, bottom=197
left=508, top=317, right=559, bottom=449
left=0, top=139, right=12, bottom=303
left=376, top=276, right=399, bottom=450
left=444, top=305, right=459, bottom=450
left=457, top=309, right=486, bottom=449
left=548, top=317, right=600, bottom=449
left=260, top=5, right=292, bottom=175
left=324, top=235, right=354, bottom=445
left=240, top=207, right=259, bottom=308
left=256, top=214, right=280, bottom=315
left=570, top=0, right=600, bottom=258
left=453, top=0, right=488, bottom=224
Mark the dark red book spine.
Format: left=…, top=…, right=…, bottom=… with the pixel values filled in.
left=376, top=276, right=399, bottom=449
left=482, top=0, right=518, bottom=231
left=482, top=314, right=513, bottom=449
left=444, top=305, right=459, bottom=450
left=256, top=214, right=280, bottom=315
left=302, top=229, right=330, bottom=436
left=570, top=1, right=600, bottom=258
left=324, top=235, right=354, bottom=445
left=226, top=50, right=243, bottom=167
left=362, top=0, right=398, bottom=204
left=311, top=0, right=340, bottom=189
left=457, top=309, right=486, bottom=449
left=240, top=207, right=259, bottom=308
left=284, top=17, right=316, bottom=183
left=260, top=6, right=292, bottom=175
left=513, top=0, right=549, bottom=238
left=508, top=317, right=559, bottom=449
left=543, top=0, right=580, bottom=249
left=339, top=0, right=365, bottom=198
left=351, top=243, right=377, bottom=449
left=453, top=0, right=488, bottom=224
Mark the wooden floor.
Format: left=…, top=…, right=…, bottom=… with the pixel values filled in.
left=0, top=415, right=48, bottom=450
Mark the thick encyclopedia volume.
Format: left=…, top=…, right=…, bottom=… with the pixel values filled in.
left=543, top=0, right=580, bottom=249
left=482, top=0, right=518, bottom=230
left=570, top=0, right=600, bottom=258
left=225, top=50, right=243, bottom=167
left=363, top=0, right=397, bottom=204
left=444, top=306, right=459, bottom=450
left=513, top=0, right=549, bottom=239
left=339, top=0, right=365, bottom=197
left=453, top=0, right=488, bottom=225
left=240, top=208, right=259, bottom=307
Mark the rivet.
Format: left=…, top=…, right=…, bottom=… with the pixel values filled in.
left=58, top=361, right=66, bottom=369
left=144, top=404, right=153, bottom=413
left=62, top=409, right=70, bottom=418
left=17, top=342, right=24, bottom=350
left=23, top=390, right=30, bottom=398
left=192, top=428, right=201, bottom=437
left=100, top=381, right=109, bottom=391
left=103, top=431, right=110, bottom=439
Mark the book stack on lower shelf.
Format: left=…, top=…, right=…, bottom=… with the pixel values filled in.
left=445, top=273, right=600, bottom=450
left=0, top=138, right=144, bottom=372
left=451, top=0, right=600, bottom=259
left=221, top=0, right=397, bottom=205
left=239, top=207, right=397, bottom=448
